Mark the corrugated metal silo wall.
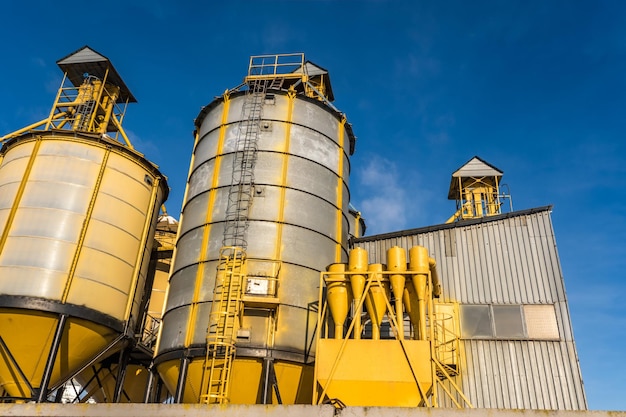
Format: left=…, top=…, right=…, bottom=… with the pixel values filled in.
left=353, top=206, right=587, bottom=410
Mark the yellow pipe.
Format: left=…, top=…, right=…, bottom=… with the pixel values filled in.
left=334, top=116, right=347, bottom=262
left=471, top=190, right=480, bottom=217
left=84, top=67, right=109, bottom=132
left=86, top=79, right=103, bottom=131
left=428, top=257, right=442, bottom=298
left=97, top=85, right=120, bottom=135
left=348, top=247, right=368, bottom=339
left=387, top=246, right=406, bottom=339
left=273, top=89, right=296, bottom=262
left=1, top=112, right=67, bottom=142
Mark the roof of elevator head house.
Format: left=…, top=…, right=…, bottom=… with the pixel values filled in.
left=56, top=45, right=137, bottom=103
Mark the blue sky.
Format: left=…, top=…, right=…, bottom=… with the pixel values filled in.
left=2, top=0, right=625, bottom=410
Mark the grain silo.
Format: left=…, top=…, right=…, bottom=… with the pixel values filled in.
left=153, top=54, right=356, bottom=404
left=0, top=46, right=168, bottom=402
left=0, top=47, right=595, bottom=417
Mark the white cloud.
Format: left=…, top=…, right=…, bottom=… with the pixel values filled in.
left=355, top=155, right=409, bottom=235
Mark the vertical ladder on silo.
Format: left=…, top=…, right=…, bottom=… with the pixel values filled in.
left=221, top=78, right=270, bottom=249
left=200, top=247, right=245, bottom=404
left=201, top=77, right=270, bottom=404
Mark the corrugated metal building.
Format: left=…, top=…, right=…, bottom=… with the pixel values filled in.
left=354, top=206, right=587, bottom=410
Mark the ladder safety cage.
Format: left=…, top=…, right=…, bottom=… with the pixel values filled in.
left=221, top=76, right=271, bottom=250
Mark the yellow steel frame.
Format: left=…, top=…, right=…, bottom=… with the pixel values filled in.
left=244, top=53, right=332, bottom=104
left=446, top=175, right=501, bottom=223
left=1, top=69, right=134, bottom=149
left=314, top=267, right=472, bottom=408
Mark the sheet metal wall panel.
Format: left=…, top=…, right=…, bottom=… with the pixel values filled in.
left=453, top=340, right=585, bottom=410
left=359, top=215, right=565, bottom=305
left=354, top=208, right=587, bottom=410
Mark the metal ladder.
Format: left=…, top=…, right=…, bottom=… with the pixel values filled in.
left=200, top=247, right=246, bottom=404
left=74, top=77, right=97, bottom=131
left=222, top=78, right=270, bottom=249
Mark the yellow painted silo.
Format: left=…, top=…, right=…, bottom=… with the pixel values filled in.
left=154, top=54, right=356, bottom=404
left=0, top=46, right=168, bottom=402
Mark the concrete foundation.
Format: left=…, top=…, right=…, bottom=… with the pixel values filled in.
left=0, top=405, right=624, bottom=417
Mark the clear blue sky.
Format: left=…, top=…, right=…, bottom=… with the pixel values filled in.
left=2, top=0, right=625, bottom=411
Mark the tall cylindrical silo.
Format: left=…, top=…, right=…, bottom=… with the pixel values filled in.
left=154, top=54, right=356, bottom=404
left=0, top=46, right=168, bottom=402
left=0, top=132, right=167, bottom=400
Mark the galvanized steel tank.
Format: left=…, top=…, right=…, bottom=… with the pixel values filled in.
left=0, top=130, right=167, bottom=399
left=154, top=55, right=356, bottom=404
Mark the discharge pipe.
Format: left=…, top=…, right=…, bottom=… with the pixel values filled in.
left=428, top=257, right=441, bottom=298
